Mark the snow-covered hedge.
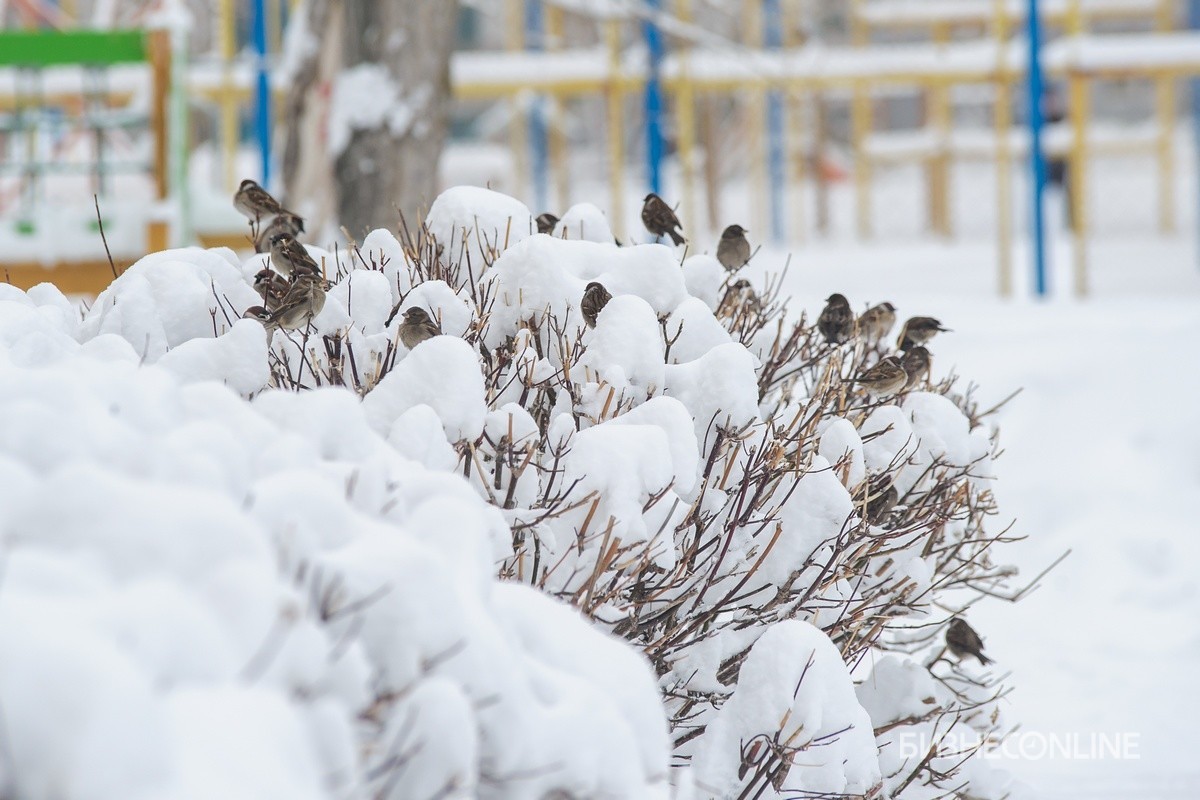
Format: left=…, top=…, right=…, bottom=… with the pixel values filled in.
left=0, top=187, right=1027, bottom=799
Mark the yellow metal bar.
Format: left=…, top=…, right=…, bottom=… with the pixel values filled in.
left=506, top=0, right=530, bottom=201
left=852, top=82, right=872, bottom=239
left=993, top=0, right=1013, bottom=297
left=605, top=19, right=625, bottom=240
left=675, top=0, right=698, bottom=240
left=850, top=0, right=868, bottom=46
left=218, top=0, right=238, bottom=192
left=745, top=0, right=768, bottom=238
left=1068, top=71, right=1089, bottom=297
left=1156, top=76, right=1176, bottom=234
left=929, top=23, right=951, bottom=237
left=784, top=0, right=804, bottom=241
left=546, top=3, right=570, bottom=210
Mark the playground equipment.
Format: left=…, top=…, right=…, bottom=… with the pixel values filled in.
left=4, top=1, right=1200, bottom=297
left=0, top=26, right=176, bottom=293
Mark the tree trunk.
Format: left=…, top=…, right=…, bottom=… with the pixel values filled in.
left=280, top=0, right=457, bottom=238
left=334, top=0, right=458, bottom=238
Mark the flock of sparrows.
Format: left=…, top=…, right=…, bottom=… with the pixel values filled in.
left=815, top=292, right=950, bottom=398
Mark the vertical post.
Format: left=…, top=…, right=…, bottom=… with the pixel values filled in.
left=745, top=0, right=768, bottom=238
left=526, top=0, right=549, bottom=214
left=765, top=0, right=786, bottom=243
left=606, top=19, right=626, bottom=239
left=784, top=0, right=805, bottom=242
left=147, top=29, right=171, bottom=252
left=1026, top=0, right=1048, bottom=297
left=644, top=0, right=666, bottom=196
left=507, top=0, right=530, bottom=201
left=929, top=22, right=951, bottom=237
left=252, top=0, right=272, bottom=187
left=546, top=3, right=569, bottom=210
left=218, top=0, right=237, bottom=192
left=675, top=0, right=698, bottom=239
left=1155, top=0, right=1176, bottom=234
left=994, top=0, right=1014, bottom=297
left=852, top=83, right=872, bottom=239
left=1069, top=71, right=1089, bottom=297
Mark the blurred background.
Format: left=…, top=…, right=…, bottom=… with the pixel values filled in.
left=2, top=0, right=1200, bottom=298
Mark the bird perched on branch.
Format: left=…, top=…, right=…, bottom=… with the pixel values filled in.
left=946, top=617, right=992, bottom=665
left=641, top=193, right=685, bottom=246
left=858, top=473, right=899, bottom=525
left=234, top=178, right=285, bottom=223
left=268, top=272, right=328, bottom=331
left=536, top=213, right=559, bottom=235
left=901, top=346, right=931, bottom=390
left=581, top=281, right=612, bottom=328
left=718, top=278, right=761, bottom=318
left=242, top=305, right=273, bottom=324
left=817, top=293, right=854, bottom=344
left=255, top=211, right=306, bottom=254
left=858, top=302, right=896, bottom=344
left=269, top=232, right=321, bottom=278
left=716, top=224, right=751, bottom=272
left=397, top=307, right=442, bottom=349
left=898, top=316, right=951, bottom=351
left=253, top=267, right=291, bottom=311
left=845, top=355, right=908, bottom=397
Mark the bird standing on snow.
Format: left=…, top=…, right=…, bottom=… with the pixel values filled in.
left=898, top=316, right=951, bottom=351
left=581, top=282, right=612, bottom=328
left=397, top=307, right=442, bottom=349
left=858, top=302, right=896, bottom=344
left=716, top=224, right=751, bottom=272
left=946, top=617, right=992, bottom=665
left=901, top=346, right=931, bottom=390
left=845, top=355, right=908, bottom=397
left=817, top=293, right=854, bottom=344
left=268, top=272, right=328, bottom=331
left=536, top=213, right=560, bottom=235
left=641, top=193, right=685, bottom=246
left=269, top=232, right=321, bottom=278
left=255, top=211, right=307, bottom=254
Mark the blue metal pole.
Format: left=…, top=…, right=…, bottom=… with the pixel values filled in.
left=644, top=0, right=665, bottom=196
left=526, top=0, right=549, bottom=213
left=1190, top=0, right=1200, bottom=266
left=765, top=0, right=786, bottom=243
left=1027, top=0, right=1048, bottom=296
left=252, top=0, right=272, bottom=186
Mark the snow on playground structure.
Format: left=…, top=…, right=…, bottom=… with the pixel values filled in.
left=1, top=185, right=1031, bottom=798
left=4, top=0, right=1200, bottom=296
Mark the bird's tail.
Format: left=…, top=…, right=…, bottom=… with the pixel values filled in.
left=668, top=230, right=685, bottom=247
left=976, top=653, right=992, bottom=666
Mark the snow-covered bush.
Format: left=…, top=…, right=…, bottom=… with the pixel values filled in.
left=0, top=186, right=1028, bottom=799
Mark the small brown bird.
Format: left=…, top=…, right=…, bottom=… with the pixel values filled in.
left=716, top=224, right=751, bottom=272
left=242, top=305, right=273, bottom=324
left=255, top=211, right=306, bottom=254
left=901, top=346, right=931, bottom=390
left=397, top=307, right=442, bottom=349
left=268, top=272, right=328, bottom=331
left=858, top=473, right=899, bottom=525
left=641, top=193, right=685, bottom=246
left=580, top=281, right=612, bottom=328
left=845, top=355, right=908, bottom=397
left=898, top=316, right=951, bottom=351
left=817, top=293, right=854, bottom=345
left=717, top=278, right=761, bottom=318
left=233, top=178, right=285, bottom=223
left=946, top=617, right=992, bottom=665
left=536, top=213, right=559, bottom=235
left=269, top=232, right=321, bottom=278
left=253, top=267, right=290, bottom=311
left=858, top=302, right=897, bottom=344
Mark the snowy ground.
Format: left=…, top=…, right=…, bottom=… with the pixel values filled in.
left=740, top=222, right=1200, bottom=797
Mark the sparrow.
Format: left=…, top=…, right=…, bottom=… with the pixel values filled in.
left=858, top=473, right=898, bottom=525
left=946, top=617, right=992, bottom=665
left=844, top=355, right=908, bottom=397
left=269, top=232, right=321, bottom=278
left=255, top=211, right=306, bottom=253
left=641, top=193, right=685, bottom=246
left=857, top=302, right=896, bottom=344
left=718, top=278, right=761, bottom=317
left=233, top=178, right=285, bottom=222
left=253, top=267, right=291, bottom=311
left=242, top=305, right=273, bottom=324
left=580, top=281, right=612, bottom=328
left=817, top=293, right=854, bottom=345
left=901, top=346, right=931, bottom=390
left=268, top=272, right=328, bottom=331
left=397, top=307, right=442, bottom=349
left=716, top=224, right=751, bottom=272
left=898, top=316, right=951, bottom=351
left=536, top=213, right=559, bottom=235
